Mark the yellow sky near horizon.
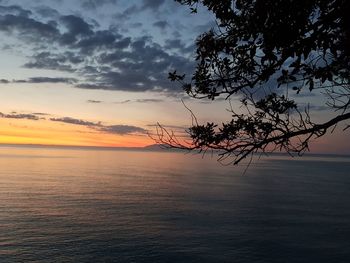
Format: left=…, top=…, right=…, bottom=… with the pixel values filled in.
left=0, top=115, right=349, bottom=154
left=0, top=82, right=232, bottom=148
left=0, top=83, right=349, bottom=152
left=0, top=118, right=153, bottom=147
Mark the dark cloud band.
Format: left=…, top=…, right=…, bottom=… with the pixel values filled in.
left=0, top=3, right=194, bottom=94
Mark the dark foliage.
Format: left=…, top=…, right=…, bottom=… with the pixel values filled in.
left=156, top=0, right=350, bottom=164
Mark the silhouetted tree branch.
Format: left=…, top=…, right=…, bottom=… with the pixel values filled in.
left=157, top=0, right=350, bottom=164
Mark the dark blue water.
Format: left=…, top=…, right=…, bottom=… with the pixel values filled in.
left=0, top=146, right=349, bottom=262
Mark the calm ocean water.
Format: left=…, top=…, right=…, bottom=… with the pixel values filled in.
left=0, top=146, right=349, bottom=263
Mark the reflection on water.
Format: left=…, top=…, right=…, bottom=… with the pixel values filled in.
left=0, top=146, right=349, bottom=262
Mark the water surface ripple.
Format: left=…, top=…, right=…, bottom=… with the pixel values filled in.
left=0, top=147, right=349, bottom=262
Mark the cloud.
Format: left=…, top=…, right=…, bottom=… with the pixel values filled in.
left=0, top=77, right=77, bottom=84
left=142, top=0, right=165, bottom=11
left=23, top=52, right=80, bottom=72
left=0, top=13, right=60, bottom=41
left=153, top=20, right=168, bottom=30
left=113, top=0, right=169, bottom=25
left=99, top=125, right=147, bottom=135
left=49, top=116, right=146, bottom=135
left=87, top=100, right=102, bottom=103
left=81, top=0, right=118, bottom=10
left=0, top=3, right=195, bottom=95
left=35, top=6, right=60, bottom=18
left=146, top=123, right=188, bottom=136
left=59, top=15, right=94, bottom=44
left=291, top=92, right=317, bottom=98
left=0, top=112, right=40, bottom=120
left=298, top=104, right=330, bottom=111
left=114, top=100, right=131, bottom=104
left=135, top=99, right=163, bottom=103
left=0, top=5, right=32, bottom=17
left=130, top=22, right=142, bottom=28
left=309, top=105, right=329, bottom=111
left=50, top=117, right=99, bottom=126
left=194, top=20, right=217, bottom=34
left=79, top=38, right=194, bottom=92
left=164, top=39, right=182, bottom=49
left=114, top=5, right=139, bottom=21
left=32, top=112, right=50, bottom=116
left=13, top=77, right=77, bottom=84
left=164, top=39, right=195, bottom=55
left=76, top=30, right=120, bottom=54
left=60, top=15, right=93, bottom=36
left=0, top=109, right=147, bottom=136
left=113, top=0, right=165, bottom=21
left=114, top=99, right=163, bottom=104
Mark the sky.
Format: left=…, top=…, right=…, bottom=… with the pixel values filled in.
left=0, top=0, right=348, bottom=153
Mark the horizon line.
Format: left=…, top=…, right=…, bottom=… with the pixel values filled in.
left=0, top=142, right=159, bottom=150
left=0, top=143, right=349, bottom=157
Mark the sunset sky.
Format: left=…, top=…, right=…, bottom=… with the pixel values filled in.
left=0, top=0, right=349, bottom=153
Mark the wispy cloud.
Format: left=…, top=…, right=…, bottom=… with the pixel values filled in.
left=13, top=77, right=78, bottom=84
left=87, top=100, right=102, bottom=103
left=0, top=109, right=148, bottom=136
left=50, top=117, right=99, bottom=126
left=114, top=100, right=131, bottom=104
left=1, top=77, right=78, bottom=84
left=49, top=116, right=146, bottom=135
left=114, top=99, right=163, bottom=104
left=99, top=125, right=147, bottom=135
left=0, top=112, right=40, bottom=120
left=32, top=112, right=51, bottom=116
left=135, top=99, right=163, bottom=103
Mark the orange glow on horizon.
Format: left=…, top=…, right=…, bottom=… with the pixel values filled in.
left=0, top=118, right=348, bottom=153
left=0, top=119, right=152, bottom=148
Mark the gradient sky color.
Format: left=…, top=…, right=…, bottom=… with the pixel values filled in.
left=0, top=0, right=349, bottom=153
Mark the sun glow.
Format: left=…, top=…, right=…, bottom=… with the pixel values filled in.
left=0, top=119, right=151, bottom=147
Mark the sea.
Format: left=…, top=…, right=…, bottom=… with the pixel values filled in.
left=0, top=145, right=349, bottom=263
